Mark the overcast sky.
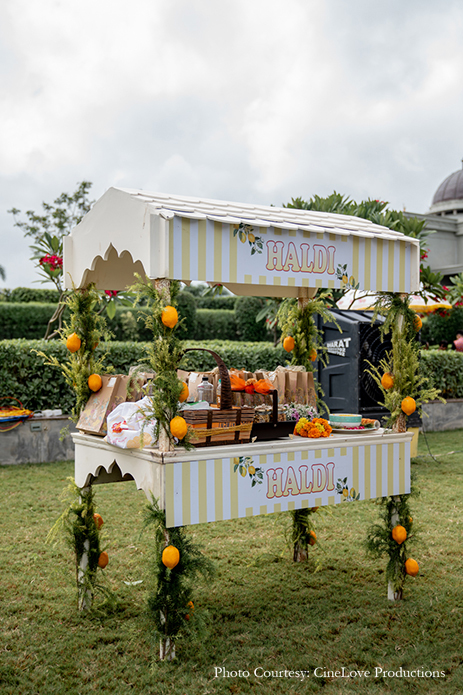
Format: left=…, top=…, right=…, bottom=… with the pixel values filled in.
left=1, top=0, right=463, bottom=289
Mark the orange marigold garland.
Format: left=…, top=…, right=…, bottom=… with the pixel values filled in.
left=293, top=417, right=332, bottom=438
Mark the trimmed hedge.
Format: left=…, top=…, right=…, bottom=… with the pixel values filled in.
left=1, top=340, right=460, bottom=414
left=0, top=339, right=290, bottom=413
left=420, top=350, right=463, bottom=398
left=0, top=287, right=61, bottom=303
left=195, top=310, right=238, bottom=341
left=0, top=303, right=60, bottom=339
left=195, top=295, right=237, bottom=310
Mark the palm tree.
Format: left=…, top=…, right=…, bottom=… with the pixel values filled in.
left=0, top=264, right=5, bottom=281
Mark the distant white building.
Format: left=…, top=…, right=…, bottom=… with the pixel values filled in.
left=407, top=160, right=463, bottom=281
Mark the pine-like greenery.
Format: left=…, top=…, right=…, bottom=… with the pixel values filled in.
left=131, top=275, right=194, bottom=448
left=34, top=284, right=111, bottom=421
left=141, top=497, right=215, bottom=650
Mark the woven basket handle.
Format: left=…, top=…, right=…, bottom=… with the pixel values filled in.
left=182, top=348, right=232, bottom=410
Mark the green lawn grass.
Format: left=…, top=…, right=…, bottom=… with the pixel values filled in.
left=1, top=430, right=463, bottom=694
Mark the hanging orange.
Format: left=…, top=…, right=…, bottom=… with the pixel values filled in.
left=161, top=305, right=178, bottom=328
left=93, top=513, right=104, bottom=529
left=162, top=545, right=180, bottom=569
left=179, top=382, right=189, bottom=403
left=381, top=372, right=394, bottom=390
left=392, top=525, right=407, bottom=544
left=98, top=551, right=109, bottom=569
left=66, top=332, right=81, bottom=353
left=405, top=558, right=419, bottom=576
left=170, top=416, right=188, bottom=440
left=283, top=336, right=295, bottom=352
left=88, top=374, right=103, bottom=392
left=401, top=397, right=416, bottom=416
left=308, top=530, right=317, bottom=546
left=309, top=349, right=317, bottom=362
left=414, top=315, right=422, bottom=331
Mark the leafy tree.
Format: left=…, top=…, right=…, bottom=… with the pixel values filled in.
left=8, top=181, right=132, bottom=338
left=8, top=181, right=94, bottom=243
left=0, top=265, right=5, bottom=281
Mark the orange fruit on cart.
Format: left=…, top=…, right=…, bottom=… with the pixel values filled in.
left=66, top=332, right=81, bottom=352
left=88, top=374, right=102, bottom=392
left=309, top=349, right=317, bottom=362
left=405, top=558, right=419, bottom=576
left=381, top=372, right=394, bottom=390
left=161, top=305, right=178, bottom=328
left=308, top=531, right=317, bottom=546
left=414, top=315, right=422, bottom=331
left=392, top=525, right=407, bottom=544
left=93, top=513, right=104, bottom=529
left=179, top=382, right=189, bottom=403
left=170, top=416, right=188, bottom=440
left=162, top=545, right=180, bottom=569
left=401, top=397, right=416, bottom=416
left=98, top=551, right=109, bottom=569
left=283, top=336, right=295, bottom=352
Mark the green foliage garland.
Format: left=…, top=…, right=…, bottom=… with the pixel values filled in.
left=47, top=479, right=106, bottom=608
left=365, top=489, right=417, bottom=596
left=290, top=508, right=319, bottom=562
left=141, top=497, right=214, bottom=656
left=34, top=284, right=111, bottom=421
left=368, top=293, right=443, bottom=430
left=277, top=297, right=335, bottom=372
left=131, top=275, right=194, bottom=448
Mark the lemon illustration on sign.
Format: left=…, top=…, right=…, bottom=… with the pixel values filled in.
left=350, top=488, right=355, bottom=497
left=240, top=468, right=247, bottom=476
left=342, top=488, right=348, bottom=497
left=248, top=232, right=255, bottom=243
left=248, top=465, right=256, bottom=475
left=342, top=274, right=348, bottom=283
left=349, top=276, right=355, bottom=286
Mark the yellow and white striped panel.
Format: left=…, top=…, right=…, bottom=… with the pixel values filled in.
left=164, top=440, right=410, bottom=527
left=168, top=217, right=417, bottom=293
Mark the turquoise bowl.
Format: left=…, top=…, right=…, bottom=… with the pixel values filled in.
left=329, top=413, right=362, bottom=427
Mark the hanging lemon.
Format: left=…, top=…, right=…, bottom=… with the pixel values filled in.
left=88, top=374, right=103, bottom=392
left=162, top=545, right=180, bottom=569
left=401, top=397, right=416, bottom=416
left=392, top=525, right=407, bottom=544
left=66, top=332, right=81, bottom=353
left=381, top=372, right=394, bottom=390
left=308, top=531, right=317, bottom=546
left=283, top=336, right=295, bottom=352
left=309, top=349, right=317, bottom=362
left=405, top=558, right=419, bottom=576
left=170, top=416, right=188, bottom=440
left=98, top=551, right=109, bottom=569
left=414, top=315, right=422, bottom=331
left=93, top=513, right=104, bottom=529
left=179, top=382, right=189, bottom=403
left=161, top=305, right=178, bottom=328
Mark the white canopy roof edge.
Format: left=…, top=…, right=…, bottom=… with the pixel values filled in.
left=63, top=187, right=420, bottom=297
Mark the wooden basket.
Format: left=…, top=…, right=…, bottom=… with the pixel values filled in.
left=181, top=348, right=254, bottom=446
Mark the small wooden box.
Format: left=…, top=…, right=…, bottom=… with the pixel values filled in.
left=183, top=407, right=255, bottom=447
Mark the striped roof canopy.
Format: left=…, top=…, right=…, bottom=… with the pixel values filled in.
left=64, top=187, right=420, bottom=297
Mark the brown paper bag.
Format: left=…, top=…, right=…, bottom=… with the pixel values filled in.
left=77, top=375, right=126, bottom=436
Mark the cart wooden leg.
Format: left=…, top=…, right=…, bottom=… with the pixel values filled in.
left=387, top=496, right=403, bottom=601
left=77, top=486, right=93, bottom=611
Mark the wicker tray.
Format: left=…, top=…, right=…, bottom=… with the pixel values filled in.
left=182, top=407, right=255, bottom=447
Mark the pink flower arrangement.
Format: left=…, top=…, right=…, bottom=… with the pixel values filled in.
left=39, top=254, right=63, bottom=271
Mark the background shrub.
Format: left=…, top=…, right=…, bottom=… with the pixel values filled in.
left=194, top=309, right=238, bottom=341
left=0, top=287, right=61, bottom=303
left=420, top=350, right=463, bottom=398
left=234, top=296, right=272, bottom=342
left=0, top=303, right=61, bottom=339
left=195, top=294, right=237, bottom=310
left=421, top=307, right=463, bottom=346
left=0, top=339, right=290, bottom=413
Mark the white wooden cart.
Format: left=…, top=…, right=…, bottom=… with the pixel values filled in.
left=65, top=188, right=419, bottom=527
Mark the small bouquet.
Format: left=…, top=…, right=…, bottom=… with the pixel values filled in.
left=293, top=417, right=332, bottom=439
left=283, top=403, right=317, bottom=422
